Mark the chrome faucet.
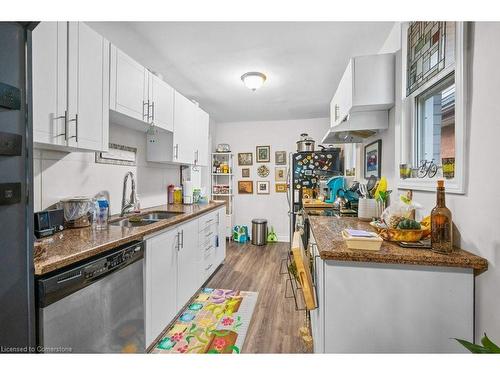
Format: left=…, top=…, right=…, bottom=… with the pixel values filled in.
left=121, top=171, right=139, bottom=216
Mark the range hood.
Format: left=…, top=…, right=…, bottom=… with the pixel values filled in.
left=322, top=110, right=389, bottom=144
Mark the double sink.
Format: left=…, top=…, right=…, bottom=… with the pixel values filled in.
left=110, top=211, right=182, bottom=228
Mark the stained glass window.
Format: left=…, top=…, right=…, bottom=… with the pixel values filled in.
left=406, top=22, right=455, bottom=96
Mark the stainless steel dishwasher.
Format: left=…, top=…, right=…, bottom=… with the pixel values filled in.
left=37, top=241, right=145, bottom=353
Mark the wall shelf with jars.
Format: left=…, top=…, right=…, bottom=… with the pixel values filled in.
left=211, top=152, right=234, bottom=239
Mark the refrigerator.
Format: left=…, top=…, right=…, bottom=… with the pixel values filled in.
left=0, top=22, right=37, bottom=351
left=288, top=149, right=342, bottom=246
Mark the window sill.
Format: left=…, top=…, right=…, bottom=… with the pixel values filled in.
left=398, top=177, right=465, bottom=195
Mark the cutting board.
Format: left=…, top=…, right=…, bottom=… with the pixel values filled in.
left=291, top=231, right=317, bottom=310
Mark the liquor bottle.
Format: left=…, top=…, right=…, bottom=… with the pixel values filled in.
left=431, top=180, right=453, bottom=253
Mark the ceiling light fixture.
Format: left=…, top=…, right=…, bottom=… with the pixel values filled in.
left=241, top=72, right=267, bottom=91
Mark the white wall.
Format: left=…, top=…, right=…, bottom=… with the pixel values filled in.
left=369, top=22, right=500, bottom=342
left=34, top=123, right=180, bottom=215
left=214, top=118, right=331, bottom=241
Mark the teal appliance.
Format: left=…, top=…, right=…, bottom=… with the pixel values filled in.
left=325, top=176, right=346, bottom=203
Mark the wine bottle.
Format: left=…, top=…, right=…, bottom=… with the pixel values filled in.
left=431, top=180, right=453, bottom=254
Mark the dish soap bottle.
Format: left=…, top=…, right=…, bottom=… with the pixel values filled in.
left=431, top=180, right=453, bottom=254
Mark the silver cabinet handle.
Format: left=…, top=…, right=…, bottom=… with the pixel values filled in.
left=148, top=101, right=154, bottom=123
left=143, top=100, right=149, bottom=122
left=205, top=264, right=213, bottom=271
left=205, top=245, right=212, bottom=252
left=180, top=229, right=184, bottom=249
left=206, top=231, right=213, bottom=238
left=55, top=110, right=68, bottom=140
left=174, top=144, right=179, bottom=159
left=176, top=232, right=180, bottom=251
left=334, top=104, right=339, bottom=121
left=68, top=114, right=78, bottom=142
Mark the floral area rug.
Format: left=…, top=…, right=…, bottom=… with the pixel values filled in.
left=152, top=288, right=258, bottom=354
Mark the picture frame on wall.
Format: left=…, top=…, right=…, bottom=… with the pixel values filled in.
left=275, top=183, right=287, bottom=193
left=275, top=151, right=287, bottom=165
left=275, top=167, right=286, bottom=182
left=238, top=152, right=253, bottom=165
left=238, top=180, right=253, bottom=194
left=256, top=180, right=270, bottom=194
left=364, top=140, right=382, bottom=179
left=256, top=146, right=270, bottom=163
left=238, top=152, right=253, bottom=166
left=241, top=168, right=250, bottom=178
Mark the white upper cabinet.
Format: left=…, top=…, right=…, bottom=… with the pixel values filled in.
left=195, top=107, right=209, bottom=166
left=32, top=22, right=109, bottom=152
left=67, top=22, right=109, bottom=151
left=330, top=53, right=394, bottom=127
left=172, top=91, right=196, bottom=164
left=149, top=73, right=175, bottom=132
left=32, top=22, right=67, bottom=148
left=110, top=45, right=148, bottom=123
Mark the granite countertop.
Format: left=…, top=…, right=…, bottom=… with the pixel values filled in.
left=33, top=201, right=226, bottom=276
left=308, top=216, right=488, bottom=275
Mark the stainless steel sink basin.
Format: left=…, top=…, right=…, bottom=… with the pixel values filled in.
left=109, top=218, right=158, bottom=228
left=109, top=211, right=182, bottom=228
left=140, top=212, right=182, bottom=221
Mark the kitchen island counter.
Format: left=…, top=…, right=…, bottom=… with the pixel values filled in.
left=34, top=201, right=226, bottom=276
left=308, top=215, right=487, bottom=275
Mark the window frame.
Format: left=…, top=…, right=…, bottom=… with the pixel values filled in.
left=398, top=22, right=468, bottom=194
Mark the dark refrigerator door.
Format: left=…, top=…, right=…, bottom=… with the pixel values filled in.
left=291, top=150, right=341, bottom=211
left=0, top=22, right=36, bottom=350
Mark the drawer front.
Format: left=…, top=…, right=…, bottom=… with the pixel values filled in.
left=199, top=211, right=218, bottom=232
left=199, top=223, right=216, bottom=243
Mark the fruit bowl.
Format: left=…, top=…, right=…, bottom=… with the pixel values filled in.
left=370, top=221, right=425, bottom=242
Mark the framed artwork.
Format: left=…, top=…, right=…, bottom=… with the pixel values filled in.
left=238, top=152, right=253, bottom=166
left=256, top=180, right=270, bottom=194
left=275, top=151, right=287, bottom=165
left=256, top=146, right=270, bottom=163
left=257, top=165, right=270, bottom=178
left=275, top=167, right=286, bottom=182
left=238, top=180, right=253, bottom=194
left=241, top=168, right=250, bottom=178
left=364, top=140, right=382, bottom=179
left=275, top=183, right=287, bottom=193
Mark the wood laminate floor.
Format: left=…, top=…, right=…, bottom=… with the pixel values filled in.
left=207, top=241, right=311, bottom=353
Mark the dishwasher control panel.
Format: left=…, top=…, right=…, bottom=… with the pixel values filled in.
left=83, top=244, right=142, bottom=280
left=37, top=241, right=144, bottom=308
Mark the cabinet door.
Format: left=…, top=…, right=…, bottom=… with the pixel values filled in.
left=173, top=91, right=196, bottom=164
left=176, top=219, right=200, bottom=309
left=145, top=229, right=178, bottom=347
left=215, top=207, right=226, bottom=266
left=67, top=22, right=109, bottom=151
left=332, top=59, right=353, bottom=127
left=32, top=22, right=67, bottom=147
left=110, top=45, right=148, bottom=123
left=195, top=107, right=209, bottom=166
left=149, top=73, right=174, bottom=132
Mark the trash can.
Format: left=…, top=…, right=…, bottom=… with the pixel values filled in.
left=251, top=218, right=268, bottom=246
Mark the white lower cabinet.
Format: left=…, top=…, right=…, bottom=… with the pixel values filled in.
left=145, top=228, right=178, bottom=347
left=176, top=219, right=201, bottom=310
left=309, top=233, right=474, bottom=353
left=144, top=208, right=227, bottom=348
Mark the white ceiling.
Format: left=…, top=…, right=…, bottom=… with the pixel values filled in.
left=89, top=22, right=394, bottom=123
